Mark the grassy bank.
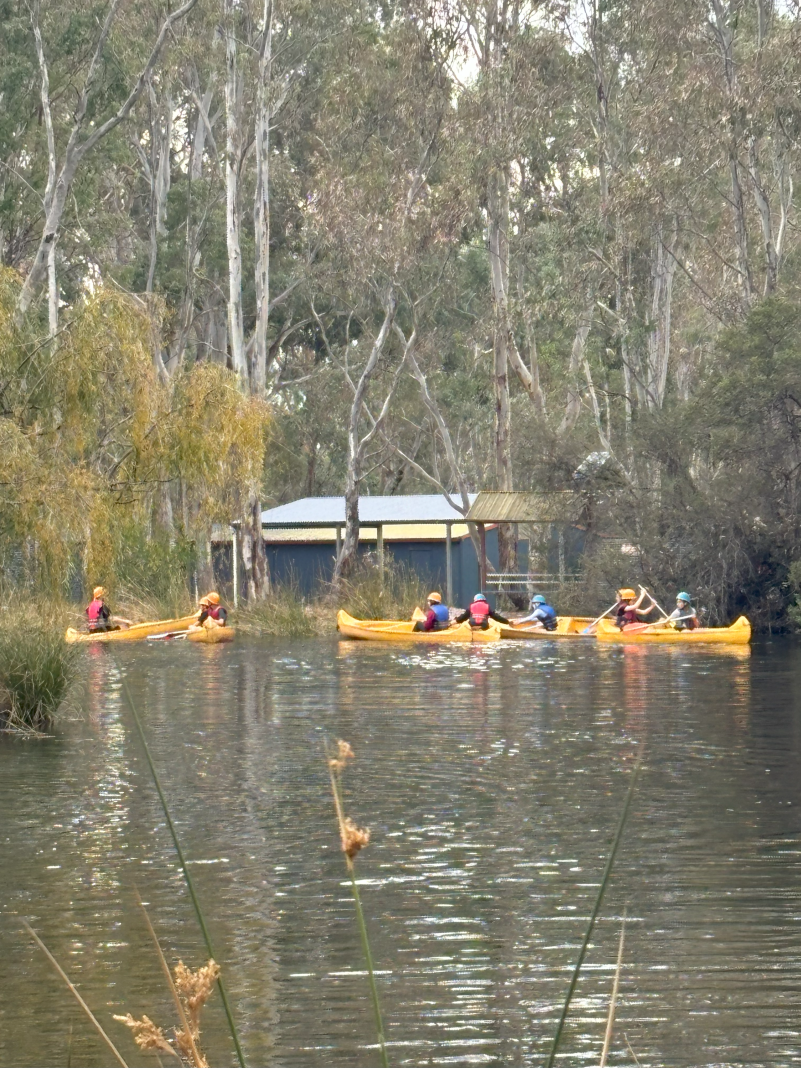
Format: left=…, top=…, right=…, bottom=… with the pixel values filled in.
left=235, top=562, right=430, bottom=638
left=0, top=605, right=78, bottom=732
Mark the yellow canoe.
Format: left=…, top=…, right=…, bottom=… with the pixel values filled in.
left=187, top=626, right=235, bottom=644
left=595, top=616, right=752, bottom=645
left=499, top=616, right=595, bottom=639
left=337, top=609, right=501, bottom=642
left=65, top=615, right=197, bottom=644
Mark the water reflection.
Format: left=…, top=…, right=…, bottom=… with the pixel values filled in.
left=1, top=638, right=800, bottom=1066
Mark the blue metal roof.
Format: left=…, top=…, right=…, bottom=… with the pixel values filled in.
left=261, top=494, right=477, bottom=528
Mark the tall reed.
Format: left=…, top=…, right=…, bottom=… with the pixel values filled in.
left=0, top=612, right=78, bottom=732
left=327, top=740, right=389, bottom=1067
left=121, top=679, right=246, bottom=1068
left=545, top=758, right=642, bottom=1068
left=23, top=921, right=129, bottom=1068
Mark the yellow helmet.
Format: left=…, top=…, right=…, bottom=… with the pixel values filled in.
left=617, top=588, right=636, bottom=600
left=93, top=586, right=105, bottom=599
left=427, top=591, right=442, bottom=603
left=205, top=592, right=220, bottom=605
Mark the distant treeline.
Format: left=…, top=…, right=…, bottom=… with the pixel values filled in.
left=0, top=0, right=799, bottom=626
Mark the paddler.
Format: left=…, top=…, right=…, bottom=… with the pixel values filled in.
left=454, top=593, right=510, bottom=630
left=192, top=591, right=228, bottom=630
left=517, top=593, right=558, bottom=631
left=413, top=591, right=451, bottom=632
left=668, top=591, right=698, bottom=630
left=614, top=587, right=654, bottom=628
left=85, top=587, right=131, bottom=633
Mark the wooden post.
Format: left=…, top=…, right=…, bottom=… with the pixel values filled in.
left=558, top=527, right=565, bottom=584
left=231, top=524, right=239, bottom=608
left=445, top=522, right=453, bottom=605
left=335, top=525, right=342, bottom=564
left=479, top=523, right=487, bottom=591
left=376, top=524, right=384, bottom=589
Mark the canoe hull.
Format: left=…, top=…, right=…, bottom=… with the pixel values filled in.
left=65, top=615, right=197, bottom=644
left=337, top=610, right=500, bottom=642
left=499, top=616, right=595, bottom=639
left=187, top=626, right=235, bottom=644
left=595, top=616, right=752, bottom=645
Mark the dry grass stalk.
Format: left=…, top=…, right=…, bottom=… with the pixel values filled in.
left=114, top=959, right=219, bottom=1068
left=599, top=912, right=626, bottom=1068
left=326, top=739, right=388, bottom=1067
left=114, top=1014, right=178, bottom=1060
left=136, top=892, right=205, bottom=1068
left=22, top=920, right=129, bottom=1068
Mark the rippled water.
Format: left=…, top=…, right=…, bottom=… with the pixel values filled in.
left=1, top=636, right=801, bottom=1067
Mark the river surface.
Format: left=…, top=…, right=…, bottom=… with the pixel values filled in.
left=1, top=636, right=801, bottom=1067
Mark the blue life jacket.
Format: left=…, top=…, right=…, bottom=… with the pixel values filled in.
left=534, top=604, right=558, bottom=631
left=431, top=603, right=450, bottom=625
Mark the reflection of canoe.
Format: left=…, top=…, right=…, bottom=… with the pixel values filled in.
left=65, top=615, right=197, bottom=644
left=595, top=616, right=752, bottom=645
left=337, top=610, right=501, bottom=642
left=499, top=617, right=595, bottom=639
left=187, top=626, right=235, bottom=644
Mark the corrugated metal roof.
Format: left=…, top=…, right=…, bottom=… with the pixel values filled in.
left=260, top=494, right=477, bottom=528
left=466, top=491, right=577, bottom=523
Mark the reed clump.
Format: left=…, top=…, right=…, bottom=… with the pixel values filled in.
left=0, top=608, right=78, bottom=731
left=336, top=559, right=429, bottom=620
left=235, top=581, right=326, bottom=637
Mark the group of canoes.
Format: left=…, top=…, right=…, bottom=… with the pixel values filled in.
left=64, top=588, right=235, bottom=644
left=337, top=586, right=752, bottom=645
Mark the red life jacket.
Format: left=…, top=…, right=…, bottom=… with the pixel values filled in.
left=207, top=604, right=223, bottom=620
left=469, top=600, right=490, bottom=626
left=86, top=599, right=104, bottom=622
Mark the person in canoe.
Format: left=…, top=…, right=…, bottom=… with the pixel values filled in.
left=454, top=593, right=510, bottom=630
left=85, top=587, right=131, bottom=633
left=190, top=591, right=228, bottom=632
left=667, top=591, right=698, bottom=630
left=413, top=591, right=451, bottom=632
left=516, top=594, right=558, bottom=631
left=614, top=587, right=655, bottom=628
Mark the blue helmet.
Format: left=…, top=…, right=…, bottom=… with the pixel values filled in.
left=676, top=591, right=692, bottom=603
left=531, top=594, right=546, bottom=605
left=473, top=593, right=487, bottom=602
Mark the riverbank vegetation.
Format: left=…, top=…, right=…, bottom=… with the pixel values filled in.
left=1, top=0, right=800, bottom=628
left=0, top=611, right=77, bottom=731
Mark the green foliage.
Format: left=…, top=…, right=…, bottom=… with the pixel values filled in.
left=236, top=582, right=319, bottom=638
left=0, top=612, right=78, bottom=731
left=338, top=560, right=430, bottom=621
left=788, top=563, right=801, bottom=631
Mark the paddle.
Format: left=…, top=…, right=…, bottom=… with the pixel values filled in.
left=581, top=602, right=619, bottom=634
left=638, top=585, right=671, bottom=621
left=411, top=607, right=425, bottom=622
left=146, top=630, right=189, bottom=642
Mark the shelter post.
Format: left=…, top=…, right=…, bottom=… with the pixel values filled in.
left=231, top=521, right=240, bottom=608
left=376, top=524, right=384, bottom=588
left=558, top=528, right=565, bottom=584
left=445, top=522, right=453, bottom=605
left=335, top=525, right=342, bottom=565
left=478, top=523, right=487, bottom=591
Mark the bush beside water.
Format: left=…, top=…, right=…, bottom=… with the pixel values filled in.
left=0, top=613, right=78, bottom=731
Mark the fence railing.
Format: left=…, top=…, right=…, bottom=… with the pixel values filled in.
left=485, top=571, right=577, bottom=593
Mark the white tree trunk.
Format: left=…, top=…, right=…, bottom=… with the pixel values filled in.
left=31, top=0, right=58, bottom=336
left=334, top=295, right=398, bottom=581
left=224, top=0, right=246, bottom=382
left=253, top=0, right=273, bottom=394
left=15, top=0, right=199, bottom=323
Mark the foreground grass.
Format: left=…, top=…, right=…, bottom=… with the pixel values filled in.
left=0, top=605, right=79, bottom=731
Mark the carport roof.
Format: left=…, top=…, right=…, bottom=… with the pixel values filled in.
left=260, top=494, right=477, bottom=528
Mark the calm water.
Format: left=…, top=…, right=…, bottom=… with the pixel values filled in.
left=1, top=636, right=801, bottom=1067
